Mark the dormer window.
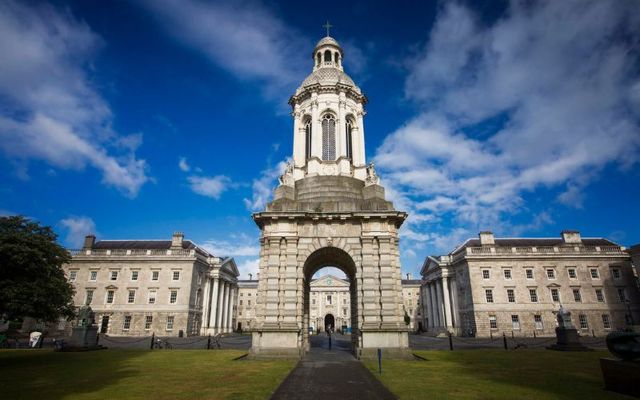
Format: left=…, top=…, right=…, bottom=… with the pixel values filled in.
left=322, top=114, right=336, bottom=160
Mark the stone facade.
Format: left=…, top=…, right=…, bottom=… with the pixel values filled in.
left=251, top=34, right=409, bottom=358
left=236, top=279, right=258, bottom=332
left=64, top=233, right=238, bottom=337
left=310, top=274, right=351, bottom=332
left=401, top=274, right=423, bottom=331
left=421, top=231, right=640, bottom=337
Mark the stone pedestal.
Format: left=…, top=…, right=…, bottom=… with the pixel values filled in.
left=600, top=358, right=640, bottom=397
left=69, top=326, right=98, bottom=348
left=547, top=327, right=591, bottom=351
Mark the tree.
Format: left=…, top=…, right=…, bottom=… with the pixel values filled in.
left=0, top=216, right=75, bottom=322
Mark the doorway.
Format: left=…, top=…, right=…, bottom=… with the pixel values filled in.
left=100, top=316, right=109, bottom=333
left=324, top=314, right=335, bottom=333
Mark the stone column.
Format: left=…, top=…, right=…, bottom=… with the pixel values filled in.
left=311, top=96, right=321, bottom=159
left=360, top=237, right=381, bottom=329
left=434, top=279, right=443, bottom=329
left=208, top=278, right=220, bottom=332
left=450, top=278, right=460, bottom=333
left=338, top=94, right=346, bottom=158
left=425, top=284, right=434, bottom=329
left=216, top=280, right=226, bottom=333
left=428, top=282, right=437, bottom=328
left=226, top=285, right=234, bottom=333
left=201, top=277, right=211, bottom=334
left=442, top=276, right=453, bottom=331
left=356, top=109, right=366, bottom=166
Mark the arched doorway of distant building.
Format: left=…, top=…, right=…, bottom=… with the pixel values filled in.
left=324, top=313, right=335, bottom=332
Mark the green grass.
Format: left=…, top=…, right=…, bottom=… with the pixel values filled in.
left=365, top=350, right=630, bottom=400
left=0, top=349, right=295, bottom=400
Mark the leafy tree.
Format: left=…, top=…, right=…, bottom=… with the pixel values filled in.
left=0, top=216, right=75, bottom=322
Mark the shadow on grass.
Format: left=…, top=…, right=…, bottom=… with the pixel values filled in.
left=371, top=349, right=629, bottom=400
left=0, top=349, right=147, bottom=400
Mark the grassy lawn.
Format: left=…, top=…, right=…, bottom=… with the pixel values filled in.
left=0, top=349, right=295, bottom=400
left=365, top=350, right=631, bottom=400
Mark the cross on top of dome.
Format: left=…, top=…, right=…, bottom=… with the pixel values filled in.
left=323, top=21, right=333, bottom=37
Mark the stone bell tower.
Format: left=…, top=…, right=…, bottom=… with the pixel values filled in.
left=250, top=31, right=409, bottom=358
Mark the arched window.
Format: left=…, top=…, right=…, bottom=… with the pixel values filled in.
left=345, top=118, right=353, bottom=160
left=316, top=53, right=321, bottom=67
left=322, top=114, right=336, bottom=161
left=324, top=49, right=332, bottom=64
left=305, top=118, right=312, bottom=160
left=335, top=52, right=340, bottom=67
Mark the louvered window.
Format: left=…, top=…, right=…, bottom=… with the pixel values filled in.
left=322, top=114, right=336, bottom=160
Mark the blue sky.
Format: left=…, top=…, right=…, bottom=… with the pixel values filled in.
left=1, top=0, right=639, bottom=280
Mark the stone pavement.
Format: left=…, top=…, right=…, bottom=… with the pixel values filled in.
left=270, top=333, right=396, bottom=400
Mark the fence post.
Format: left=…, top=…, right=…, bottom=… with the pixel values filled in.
left=533, top=330, right=536, bottom=338
left=490, top=331, right=493, bottom=340
left=592, top=329, right=595, bottom=338
left=448, top=332, right=453, bottom=351
left=503, top=333, right=508, bottom=350
left=150, top=333, right=155, bottom=350
left=207, top=334, right=211, bottom=350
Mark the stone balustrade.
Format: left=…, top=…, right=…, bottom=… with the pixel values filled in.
left=451, top=244, right=626, bottom=262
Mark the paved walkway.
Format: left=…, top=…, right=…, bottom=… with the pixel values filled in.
left=270, top=333, right=396, bottom=400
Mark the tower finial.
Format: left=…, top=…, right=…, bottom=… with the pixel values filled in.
left=323, top=20, right=333, bottom=37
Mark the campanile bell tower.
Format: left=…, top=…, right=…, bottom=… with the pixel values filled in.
left=251, top=28, right=409, bottom=359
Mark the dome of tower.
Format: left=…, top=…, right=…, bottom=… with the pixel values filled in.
left=315, top=36, right=342, bottom=50
left=299, top=67, right=358, bottom=92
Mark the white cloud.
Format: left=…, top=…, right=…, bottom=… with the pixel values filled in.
left=312, top=267, right=347, bottom=280
left=375, top=1, right=640, bottom=254
left=0, top=1, right=150, bottom=196
left=138, top=0, right=308, bottom=99
left=187, top=175, right=231, bottom=199
left=202, top=237, right=259, bottom=257
left=178, top=157, right=190, bottom=172
left=236, top=258, right=260, bottom=280
left=60, top=216, right=96, bottom=248
left=243, top=159, right=287, bottom=211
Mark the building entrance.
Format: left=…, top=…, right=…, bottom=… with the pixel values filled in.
left=324, top=314, right=335, bottom=332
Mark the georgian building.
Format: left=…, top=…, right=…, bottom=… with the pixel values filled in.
left=309, top=274, right=352, bottom=332
left=420, top=231, right=639, bottom=337
left=64, top=232, right=238, bottom=337
left=236, top=276, right=258, bottom=332
left=401, top=274, right=423, bottom=331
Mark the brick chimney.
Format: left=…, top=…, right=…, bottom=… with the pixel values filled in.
left=249, top=273, right=253, bottom=280
left=479, top=231, right=495, bottom=245
left=406, top=273, right=412, bottom=280
left=561, top=230, right=582, bottom=244
left=82, top=235, right=96, bottom=249
left=171, top=232, right=184, bottom=249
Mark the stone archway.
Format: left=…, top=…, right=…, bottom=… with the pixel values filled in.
left=302, top=246, right=359, bottom=352
left=324, top=314, right=335, bottom=331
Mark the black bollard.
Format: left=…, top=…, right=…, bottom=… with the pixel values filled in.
left=490, top=331, right=493, bottom=340
left=150, top=333, right=155, bottom=350
left=503, top=333, right=508, bottom=350
left=328, top=334, right=332, bottom=350
left=207, top=334, right=211, bottom=350
left=448, top=332, right=453, bottom=351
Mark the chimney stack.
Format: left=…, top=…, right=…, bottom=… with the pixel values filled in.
left=479, top=231, right=495, bottom=246
left=82, top=235, right=96, bottom=250
left=171, top=232, right=184, bottom=249
left=406, top=273, right=412, bottom=280
left=561, top=230, right=582, bottom=244
left=249, top=273, right=253, bottom=281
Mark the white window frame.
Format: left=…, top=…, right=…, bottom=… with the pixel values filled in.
left=529, top=289, right=538, bottom=303
left=482, top=269, right=490, bottom=279
left=170, top=290, right=178, bottom=304
left=511, top=315, right=520, bottom=330
left=166, top=316, right=174, bottom=331
left=550, top=288, right=560, bottom=303
left=590, top=268, right=599, bottom=279
left=69, top=270, right=77, bottom=281
left=110, top=271, right=118, bottom=281
left=611, top=268, right=621, bottom=280
left=485, top=289, right=494, bottom=303
left=151, top=270, right=160, bottom=281
left=602, top=314, right=611, bottom=330
left=144, top=316, right=153, bottom=330
left=106, top=290, right=115, bottom=304
left=507, top=289, right=516, bottom=303
left=123, top=315, right=131, bottom=331
left=128, top=289, right=136, bottom=304
left=489, top=315, right=497, bottom=330
left=85, top=289, right=94, bottom=305
left=503, top=269, right=512, bottom=280
left=148, top=290, right=157, bottom=304
left=534, top=314, right=543, bottom=330
left=89, top=270, right=98, bottom=281
left=131, top=270, right=139, bottom=281
left=578, top=314, right=588, bottom=330
left=572, top=288, right=582, bottom=303
left=567, top=268, right=577, bottom=279
left=595, top=288, right=605, bottom=303
left=525, top=269, right=534, bottom=280
left=172, top=271, right=180, bottom=281
left=546, top=268, right=556, bottom=279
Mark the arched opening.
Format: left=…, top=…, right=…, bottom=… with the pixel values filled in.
left=335, top=51, right=340, bottom=67
left=316, top=52, right=321, bottom=67
left=303, top=116, right=312, bottom=161
left=303, top=247, right=358, bottom=354
left=345, top=116, right=354, bottom=161
left=324, top=314, right=335, bottom=332
left=324, top=49, right=332, bottom=64
left=321, top=114, right=336, bottom=161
